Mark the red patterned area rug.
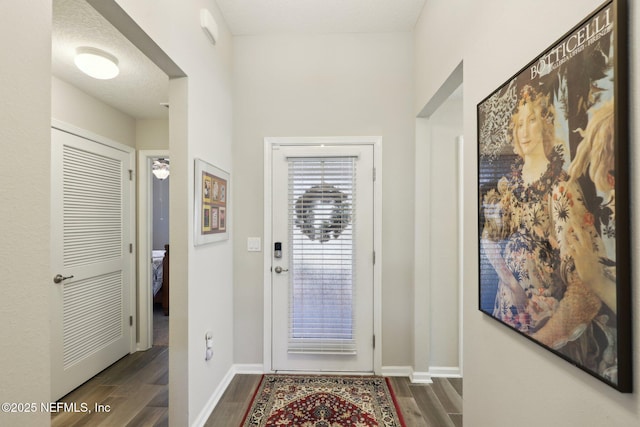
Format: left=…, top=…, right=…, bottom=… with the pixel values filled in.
left=240, top=374, right=406, bottom=427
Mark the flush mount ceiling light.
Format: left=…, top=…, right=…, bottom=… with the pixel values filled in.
left=74, top=47, right=119, bottom=80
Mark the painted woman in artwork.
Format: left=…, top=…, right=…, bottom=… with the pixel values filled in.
left=481, top=85, right=617, bottom=382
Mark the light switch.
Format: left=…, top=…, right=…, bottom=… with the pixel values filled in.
left=247, top=237, right=261, bottom=252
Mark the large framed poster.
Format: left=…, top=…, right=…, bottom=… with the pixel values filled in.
left=477, top=0, right=630, bottom=392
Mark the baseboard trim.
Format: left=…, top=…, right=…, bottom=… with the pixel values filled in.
left=381, top=366, right=413, bottom=377
left=410, top=371, right=433, bottom=384
left=429, top=366, right=462, bottom=378
left=233, top=363, right=266, bottom=374
left=193, top=364, right=265, bottom=426
left=382, top=366, right=460, bottom=383
left=192, top=366, right=237, bottom=427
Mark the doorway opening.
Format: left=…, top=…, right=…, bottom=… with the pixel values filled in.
left=138, top=152, right=171, bottom=350
left=413, top=62, right=464, bottom=381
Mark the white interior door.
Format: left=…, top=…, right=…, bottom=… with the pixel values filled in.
left=272, top=144, right=374, bottom=372
left=51, top=127, right=132, bottom=400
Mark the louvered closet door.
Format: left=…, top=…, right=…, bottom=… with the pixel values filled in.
left=51, top=127, right=132, bottom=401
left=272, top=144, right=374, bottom=372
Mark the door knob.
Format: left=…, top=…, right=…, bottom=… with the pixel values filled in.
left=274, top=266, right=289, bottom=274
left=53, top=274, right=74, bottom=284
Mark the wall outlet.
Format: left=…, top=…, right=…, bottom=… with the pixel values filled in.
left=205, top=332, right=213, bottom=361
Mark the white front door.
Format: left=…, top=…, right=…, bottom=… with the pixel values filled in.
left=50, top=127, right=133, bottom=400
left=272, top=144, right=374, bottom=372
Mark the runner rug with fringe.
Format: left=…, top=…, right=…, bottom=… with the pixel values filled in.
left=240, top=374, right=406, bottom=427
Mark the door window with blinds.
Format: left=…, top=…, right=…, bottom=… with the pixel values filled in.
left=288, top=157, right=357, bottom=354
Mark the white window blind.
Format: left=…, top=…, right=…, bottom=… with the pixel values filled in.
left=287, top=157, right=357, bottom=354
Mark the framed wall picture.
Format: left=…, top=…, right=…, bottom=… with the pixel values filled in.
left=477, top=0, right=630, bottom=392
left=195, top=158, right=229, bottom=245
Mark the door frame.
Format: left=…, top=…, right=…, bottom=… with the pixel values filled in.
left=263, top=136, right=383, bottom=374
left=51, top=118, right=137, bottom=354
left=137, top=150, right=169, bottom=351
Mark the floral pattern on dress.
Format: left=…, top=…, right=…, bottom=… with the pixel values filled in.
left=487, top=146, right=568, bottom=332
left=483, top=145, right=618, bottom=381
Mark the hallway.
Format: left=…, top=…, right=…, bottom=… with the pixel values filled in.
left=51, top=306, right=169, bottom=427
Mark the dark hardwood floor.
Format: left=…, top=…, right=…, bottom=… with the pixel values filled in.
left=52, top=305, right=169, bottom=427
left=387, top=376, right=463, bottom=427
left=53, top=306, right=462, bottom=426
left=51, top=345, right=168, bottom=427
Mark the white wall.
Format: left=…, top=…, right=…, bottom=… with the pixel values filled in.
left=113, top=0, right=235, bottom=424
left=0, top=1, right=51, bottom=426
left=232, top=33, right=416, bottom=367
left=136, top=119, right=169, bottom=150
left=51, top=76, right=136, bottom=147
left=415, top=0, right=640, bottom=425
left=426, top=94, right=463, bottom=372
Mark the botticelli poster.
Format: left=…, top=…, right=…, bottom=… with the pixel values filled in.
left=195, top=159, right=229, bottom=245
left=477, top=0, right=630, bottom=392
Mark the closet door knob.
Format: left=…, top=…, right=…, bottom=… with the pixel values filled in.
left=53, top=274, right=74, bottom=284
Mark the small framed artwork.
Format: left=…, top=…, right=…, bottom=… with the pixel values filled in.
left=477, top=0, right=630, bottom=392
left=203, top=175, right=213, bottom=203
left=211, top=207, right=219, bottom=229
left=195, top=158, right=229, bottom=245
left=203, top=207, right=211, bottom=232
left=219, top=207, right=226, bottom=232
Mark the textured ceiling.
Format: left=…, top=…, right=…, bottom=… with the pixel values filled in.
left=215, top=0, right=426, bottom=35
left=52, top=0, right=169, bottom=120
left=52, top=0, right=426, bottom=120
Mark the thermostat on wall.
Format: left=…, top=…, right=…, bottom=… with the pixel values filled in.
left=200, top=9, right=218, bottom=45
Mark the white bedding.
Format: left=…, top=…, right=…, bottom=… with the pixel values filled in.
left=152, top=250, right=166, bottom=296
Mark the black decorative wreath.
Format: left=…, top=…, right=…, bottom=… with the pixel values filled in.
left=295, top=184, right=351, bottom=242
